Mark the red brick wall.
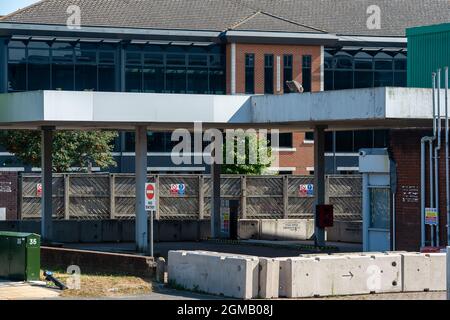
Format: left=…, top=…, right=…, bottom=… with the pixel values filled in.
left=390, top=129, right=448, bottom=251
left=0, top=172, right=18, bottom=220
left=226, top=43, right=322, bottom=174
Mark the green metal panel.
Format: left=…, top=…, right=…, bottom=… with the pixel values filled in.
left=0, top=232, right=40, bottom=281
left=407, top=23, right=450, bottom=88
left=25, top=234, right=41, bottom=281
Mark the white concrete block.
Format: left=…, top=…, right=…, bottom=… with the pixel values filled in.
left=168, top=250, right=259, bottom=299
left=258, top=258, right=280, bottom=299
left=401, top=253, right=446, bottom=292
left=259, top=219, right=314, bottom=241
left=280, top=253, right=402, bottom=298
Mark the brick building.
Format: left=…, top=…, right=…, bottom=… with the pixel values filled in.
left=0, top=0, right=448, bottom=174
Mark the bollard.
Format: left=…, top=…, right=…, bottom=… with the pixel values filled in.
left=447, top=247, right=450, bottom=300
left=156, top=257, right=167, bottom=284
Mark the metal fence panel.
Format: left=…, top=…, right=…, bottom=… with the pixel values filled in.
left=20, top=174, right=362, bottom=221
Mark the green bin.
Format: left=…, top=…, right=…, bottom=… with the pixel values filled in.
left=0, top=232, right=40, bottom=281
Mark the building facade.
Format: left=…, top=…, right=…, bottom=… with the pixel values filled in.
left=0, top=0, right=448, bottom=174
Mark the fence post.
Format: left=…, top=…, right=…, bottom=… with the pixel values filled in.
left=109, top=174, right=116, bottom=219
left=199, top=175, right=205, bottom=220
left=155, top=175, right=161, bottom=220
left=325, top=175, right=330, bottom=204
left=283, top=175, right=289, bottom=219
left=64, top=174, right=70, bottom=220
left=241, top=176, right=247, bottom=219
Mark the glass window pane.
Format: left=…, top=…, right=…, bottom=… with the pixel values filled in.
left=75, top=50, right=97, bottom=64
left=335, top=56, right=352, bottom=69
left=302, top=55, right=312, bottom=92
left=375, top=60, right=393, bottom=70
left=324, top=70, right=333, bottom=91
left=148, top=132, right=166, bottom=152
left=27, top=41, right=49, bottom=49
left=245, top=54, right=255, bottom=94
left=52, top=64, right=74, bottom=90
left=187, top=68, right=208, bottom=94
left=166, top=54, right=186, bottom=66
left=374, top=71, right=393, bottom=87
left=51, top=42, right=73, bottom=50
left=7, top=63, right=27, bottom=91
left=354, top=130, right=374, bottom=151
left=265, top=55, right=274, bottom=94
left=144, top=53, right=164, bottom=65
left=209, top=55, right=224, bottom=68
left=355, top=59, right=373, bottom=70
left=143, top=67, right=165, bottom=93
left=99, top=52, right=115, bottom=64
left=336, top=131, right=353, bottom=152
left=188, top=55, right=207, bottom=66
left=52, top=50, right=74, bottom=63
left=394, top=59, right=406, bottom=71
left=28, top=63, right=51, bottom=90
left=333, top=71, right=353, bottom=90
left=166, top=67, right=186, bottom=93
left=98, top=65, right=116, bottom=92
left=28, top=49, right=50, bottom=64
left=374, top=130, right=388, bottom=148
left=355, top=71, right=374, bottom=88
left=279, top=133, right=293, bottom=148
left=126, top=52, right=141, bottom=65
left=75, top=64, right=97, bottom=91
left=8, top=40, right=26, bottom=48
left=125, top=67, right=142, bottom=92
left=394, top=72, right=407, bottom=87
left=8, top=48, right=26, bottom=62
left=209, top=69, right=225, bottom=94
left=370, top=188, right=390, bottom=229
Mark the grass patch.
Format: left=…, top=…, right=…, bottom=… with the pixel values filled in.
left=41, top=270, right=152, bottom=298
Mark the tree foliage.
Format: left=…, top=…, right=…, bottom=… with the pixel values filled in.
left=0, top=130, right=118, bottom=173
left=221, top=132, right=273, bottom=175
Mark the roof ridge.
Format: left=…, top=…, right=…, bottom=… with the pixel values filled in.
left=226, top=10, right=261, bottom=31
left=1, top=0, right=51, bottom=21
left=234, top=0, right=328, bottom=33
left=260, top=11, right=327, bottom=33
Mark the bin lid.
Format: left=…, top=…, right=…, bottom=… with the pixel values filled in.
left=0, top=231, right=40, bottom=238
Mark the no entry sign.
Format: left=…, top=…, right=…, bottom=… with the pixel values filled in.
left=145, top=183, right=157, bottom=211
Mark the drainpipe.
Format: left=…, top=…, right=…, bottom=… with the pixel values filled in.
left=422, top=73, right=438, bottom=247
left=445, top=66, right=449, bottom=247
left=436, top=69, right=442, bottom=247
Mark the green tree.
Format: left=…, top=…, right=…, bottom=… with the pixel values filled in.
left=221, top=132, right=273, bottom=175
left=0, top=130, right=118, bottom=173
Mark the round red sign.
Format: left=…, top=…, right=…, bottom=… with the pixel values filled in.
left=146, top=184, right=155, bottom=200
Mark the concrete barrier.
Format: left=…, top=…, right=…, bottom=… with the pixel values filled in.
left=238, top=220, right=260, bottom=240
left=279, top=253, right=401, bottom=298
left=79, top=221, right=103, bottom=243
left=401, top=252, right=446, bottom=292
left=168, top=250, right=259, bottom=299
left=327, top=220, right=362, bottom=243
left=258, top=258, right=279, bottom=299
left=259, top=219, right=314, bottom=241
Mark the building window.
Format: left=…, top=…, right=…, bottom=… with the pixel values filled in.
left=245, top=53, right=255, bottom=94
left=279, top=133, right=293, bottom=148
left=324, top=49, right=407, bottom=91
left=264, top=54, right=274, bottom=94
left=7, top=40, right=117, bottom=93
left=283, top=55, right=293, bottom=93
left=302, top=55, right=312, bottom=92
left=124, top=44, right=225, bottom=94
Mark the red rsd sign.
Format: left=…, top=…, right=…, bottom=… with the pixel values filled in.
left=145, top=183, right=157, bottom=211
left=36, top=183, right=43, bottom=197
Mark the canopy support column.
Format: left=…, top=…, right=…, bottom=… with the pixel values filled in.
left=314, top=125, right=327, bottom=247
left=41, top=126, right=55, bottom=244
left=135, top=126, right=148, bottom=253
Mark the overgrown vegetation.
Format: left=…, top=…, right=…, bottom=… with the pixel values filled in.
left=0, top=130, right=118, bottom=172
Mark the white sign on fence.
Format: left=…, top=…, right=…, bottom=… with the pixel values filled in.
left=145, top=183, right=157, bottom=211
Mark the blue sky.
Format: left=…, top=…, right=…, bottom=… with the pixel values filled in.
left=0, top=0, right=40, bottom=16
